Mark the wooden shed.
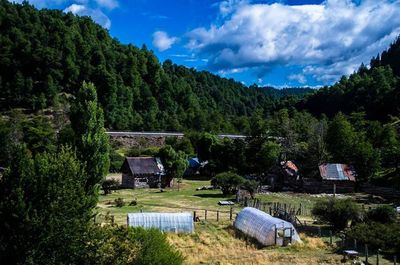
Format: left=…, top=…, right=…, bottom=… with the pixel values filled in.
left=120, top=157, right=171, bottom=189
left=302, top=163, right=356, bottom=193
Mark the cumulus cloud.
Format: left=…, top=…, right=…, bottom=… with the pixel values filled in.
left=188, top=0, right=400, bottom=83
left=152, top=31, right=178, bottom=52
left=64, top=4, right=111, bottom=29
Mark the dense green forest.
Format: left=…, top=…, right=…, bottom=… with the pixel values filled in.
left=0, top=0, right=314, bottom=133
left=298, top=39, right=400, bottom=120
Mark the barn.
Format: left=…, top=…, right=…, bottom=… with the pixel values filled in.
left=120, top=157, right=171, bottom=189
left=127, top=212, right=194, bottom=233
left=234, top=207, right=301, bottom=246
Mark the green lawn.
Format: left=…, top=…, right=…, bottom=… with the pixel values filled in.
left=97, top=179, right=239, bottom=224
left=97, top=178, right=325, bottom=225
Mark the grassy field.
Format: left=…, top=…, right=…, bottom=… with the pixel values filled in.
left=96, top=178, right=393, bottom=265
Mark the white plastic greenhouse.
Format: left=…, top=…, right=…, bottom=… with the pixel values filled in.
left=127, top=212, right=194, bottom=233
left=234, top=207, right=301, bottom=246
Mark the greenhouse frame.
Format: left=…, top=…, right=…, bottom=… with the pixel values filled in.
left=127, top=212, right=194, bottom=233
left=234, top=207, right=301, bottom=246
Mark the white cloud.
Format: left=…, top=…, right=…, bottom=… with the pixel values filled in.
left=152, top=31, right=178, bottom=52
left=95, top=0, right=118, bottom=10
left=64, top=4, right=111, bottom=29
left=288, top=74, right=306, bottom=84
left=188, top=0, right=400, bottom=83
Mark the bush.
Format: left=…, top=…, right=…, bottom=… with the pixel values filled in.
left=129, top=199, right=138, bottom=206
left=130, top=227, right=184, bottom=265
left=240, top=180, right=259, bottom=198
left=347, top=222, right=400, bottom=253
left=109, top=150, right=125, bottom=173
left=114, top=198, right=125, bottom=207
left=87, top=225, right=184, bottom=265
left=211, top=171, right=245, bottom=195
left=102, top=179, right=119, bottom=195
left=311, top=198, right=361, bottom=230
left=366, top=205, right=397, bottom=224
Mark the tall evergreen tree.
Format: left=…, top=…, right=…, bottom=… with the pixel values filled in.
left=70, top=82, right=110, bottom=197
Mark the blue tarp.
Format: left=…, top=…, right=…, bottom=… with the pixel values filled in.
left=127, top=212, right=194, bottom=233
left=188, top=157, right=201, bottom=168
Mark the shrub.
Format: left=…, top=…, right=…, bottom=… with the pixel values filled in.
left=129, top=199, right=138, bottom=206
left=240, top=180, right=259, bottom=198
left=130, top=227, right=184, bottom=265
left=311, top=198, right=360, bottom=230
left=109, top=150, right=124, bottom=172
left=114, top=198, right=125, bottom=207
left=87, top=225, right=184, bottom=265
left=366, top=205, right=397, bottom=224
left=347, top=222, right=400, bottom=252
left=211, top=171, right=245, bottom=195
left=102, top=179, right=119, bottom=195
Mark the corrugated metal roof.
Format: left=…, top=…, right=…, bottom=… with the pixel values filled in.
left=125, top=157, right=163, bottom=175
left=319, top=163, right=356, bottom=182
left=127, top=212, right=194, bottom=233
left=281, top=161, right=299, bottom=177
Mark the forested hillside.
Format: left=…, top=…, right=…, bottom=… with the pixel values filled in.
left=0, top=1, right=314, bottom=133
left=298, top=39, right=400, bottom=121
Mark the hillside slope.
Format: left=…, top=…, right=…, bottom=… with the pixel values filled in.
left=0, top=1, right=313, bottom=133
left=298, top=39, right=400, bottom=121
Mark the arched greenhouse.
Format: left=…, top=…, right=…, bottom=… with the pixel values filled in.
left=234, top=207, right=301, bottom=246
left=127, top=212, right=194, bottom=233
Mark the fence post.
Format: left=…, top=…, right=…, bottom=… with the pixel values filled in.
left=329, top=230, right=333, bottom=245
left=394, top=255, right=397, bottom=265
left=193, top=211, right=196, bottom=222
left=318, top=227, right=321, bottom=237
left=230, top=207, right=233, bottom=220
left=205, top=210, right=207, bottom=220
left=127, top=215, right=129, bottom=227
left=377, top=249, right=380, bottom=265
left=269, top=207, right=272, bottom=215
left=244, top=197, right=248, bottom=207
left=364, top=244, right=368, bottom=264
left=111, top=215, right=115, bottom=225
left=333, top=183, right=336, bottom=197
left=353, top=239, right=357, bottom=250
left=217, top=211, right=219, bottom=222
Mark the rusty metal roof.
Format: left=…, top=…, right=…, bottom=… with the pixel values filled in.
left=319, top=163, right=356, bottom=182
left=281, top=161, right=299, bottom=177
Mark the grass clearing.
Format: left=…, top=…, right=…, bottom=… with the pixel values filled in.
left=96, top=178, right=394, bottom=264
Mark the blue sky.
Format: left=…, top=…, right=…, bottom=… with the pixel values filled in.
left=11, top=0, right=400, bottom=87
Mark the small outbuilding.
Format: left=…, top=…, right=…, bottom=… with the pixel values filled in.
left=120, top=157, right=170, bottom=189
left=234, top=207, right=301, bottom=246
left=319, top=163, right=356, bottom=182
left=127, top=212, right=194, bottom=233
left=302, top=163, right=356, bottom=193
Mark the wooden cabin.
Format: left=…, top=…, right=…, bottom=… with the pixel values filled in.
left=120, top=157, right=171, bottom=189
